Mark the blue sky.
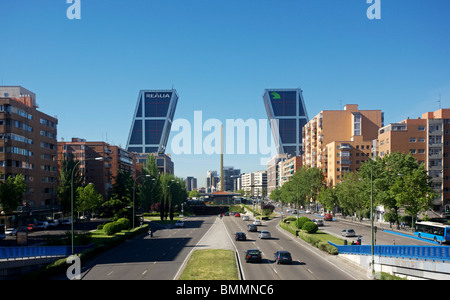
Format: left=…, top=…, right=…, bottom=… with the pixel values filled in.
left=1, top=0, right=450, bottom=187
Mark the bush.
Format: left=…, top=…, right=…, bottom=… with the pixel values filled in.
left=296, top=216, right=310, bottom=229
left=103, top=222, right=119, bottom=235
left=116, top=218, right=131, bottom=230
left=302, top=221, right=319, bottom=234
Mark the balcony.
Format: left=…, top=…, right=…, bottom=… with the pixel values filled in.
left=340, top=144, right=352, bottom=150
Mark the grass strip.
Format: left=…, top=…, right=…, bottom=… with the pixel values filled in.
left=178, top=249, right=239, bottom=280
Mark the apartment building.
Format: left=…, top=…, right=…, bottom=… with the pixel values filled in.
left=374, top=109, right=450, bottom=214
left=0, top=86, right=58, bottom=212
left=303, top=104, right=383, bottom=186
left=279, top=155, right=302, bottom=186
left=267, top=153, right=288, bottom=195
left=241, top=170, right=267, bottom=197
left=58, top=138, right=136, bottom=198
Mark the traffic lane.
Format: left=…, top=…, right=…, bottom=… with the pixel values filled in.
left=224, top=216, right=318, bottom=280
left=264, top=217, right=360, bottom=280
left=80, top=216, right=216, bottom=280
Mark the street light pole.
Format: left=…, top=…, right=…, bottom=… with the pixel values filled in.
left=370, top=159, right=375, bottom=275
left=71, top=156, right=103, bottom=255
left=133, top=174, right=152, bottom=229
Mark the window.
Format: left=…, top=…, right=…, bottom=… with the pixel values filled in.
left=418, top=126, right=425, bottom=131
left=410, top=138, right=416, bottom=142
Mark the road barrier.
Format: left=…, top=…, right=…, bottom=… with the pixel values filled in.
left=0, top=244, right=94, bottom=260
left=328, top=242, right=450, bottom=262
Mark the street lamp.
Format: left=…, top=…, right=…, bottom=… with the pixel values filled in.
left=133, top=174, right=154, bottom=229
left=70, top=156, right=103, bottom=255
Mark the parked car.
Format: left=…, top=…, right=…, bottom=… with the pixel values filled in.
left=323, top=213, right=333, bottom=221
left=258, top=230, right=271, bottom=239
left=242, top=215, right=249, bottom=221
left=234, top=213, right=241, bottom=217
left=247, top=224, right=257, bottom=232
left=61, top=219, right=72, bottom=226
left=235, top=232, right=247, bottom=241
left=175, top=220, right=184, bottom=228
left=36, top=221, right=49, bottom=230
left=274, top=250, right=293, bottom=264
left=312, top=219, right=324, bottom=226
left=341, top=229, right=356, bottom=237
left=5, top=228, right=18, bottom=236
left=305, top=209, right=311, bottom=214
left=253, top=220, right=262, bottom=226
left=244, top=249, right=262, bottom=263
left=27, top=223, right=37, bottom=231
left=47, top=219, right=59, bottom=227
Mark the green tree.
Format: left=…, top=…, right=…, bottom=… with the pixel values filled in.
left=76, top=183, right=103, bottom=216
left=58, top=157, right=83, bottom=215
left=138, top=155, right=162, bottom=212
left=189, top=190, right=200, bottom=199
left=0, top=174, right=26, bottom=213
left=335, top=172, right=366, bottom=219
left=111, top=170, right=134, bottom=201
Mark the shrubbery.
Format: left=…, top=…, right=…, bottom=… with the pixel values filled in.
left=302, top=221, right=318, bottom=233
left=296, top=216, right=311, bottom=229
left=103, top=218, right=131, bottom=236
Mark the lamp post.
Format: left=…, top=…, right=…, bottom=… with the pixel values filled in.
left=133, top=174, right=153, bottom=229
left=71, top=156, right=103, bottom=255
left=370, top=159, right=375, bottom=275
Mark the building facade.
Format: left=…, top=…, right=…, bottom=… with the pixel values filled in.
left=279, top=155, right=302, bottom=186
left=0, top=86, right=58, bottom=211
left=374, top=109, right=450, bottom=215
left=266, top=153, right=288, bottom=195
left=263, top=88, right=309, bottom=157
left=303, top=104, right=383, bottom=186
left=58, top=138, right=136, bottom=198
left=126, top=89, right=178, bottom=154
left=241, top=170, right=267, bottom=197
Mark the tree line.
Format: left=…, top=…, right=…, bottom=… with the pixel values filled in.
left=270, top=152, right=435, bottom=228
left=58, top=154, right=187, bottom=224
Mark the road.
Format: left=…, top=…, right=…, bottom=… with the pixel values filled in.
left=78, top=216, right=217, bottom=280
left=223, top=214, right=369, bottom=280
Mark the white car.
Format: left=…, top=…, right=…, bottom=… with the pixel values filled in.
left=242, top=216, right=250, bottom=221
left=258, top=230, right=271, bottom=239
left=253, top=220, right=262, bottom=226
left=175, top=220, right=184, bottom=228
left=37, top=221, right=48, bottom=230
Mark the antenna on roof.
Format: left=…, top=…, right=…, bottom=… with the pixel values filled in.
left=437, top=93, right=441, bottom=109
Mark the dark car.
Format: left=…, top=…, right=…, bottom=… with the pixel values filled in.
left=274, top=250, right=292, bottom=264
left=247, top=224, right=257, bottom=232
left=235, top=232, right=246, bottom=241
left=244, top=249, right=262, bottom=263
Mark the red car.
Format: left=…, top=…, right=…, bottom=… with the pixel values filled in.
left=27, top=223, right=37, bottom=231
left=324, top=214, right=333, bottom=221
left=234, top=213, right=241, bottom=217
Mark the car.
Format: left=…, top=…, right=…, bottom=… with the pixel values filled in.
left=37, top=221, right=48, bottom=230
left=244, top=249, right=262, bottom=263
left=242, top=215, right=250, bottom=221
left=341, top=229, right=356, bottom=237
left=312, top=219, right=324, bottom=226
left=247, top=224, right=257, bottom=232
left=253, top=220, right=262, bottom=226
left=61, top=219, right=72, bottom=225
left=235, top=232, right=247, bottom=241
left=175, top=220, right=184, bottom=228
left=305, top=209, right=311, bottom=214
left=5, top=228, right=18, bottom=236
left=258, top=230, right=271, bottom=239
left=47, top=219, right=59, bottom=227
left=234, top=213, right=241, bottom=217
left=323, top=213, right=333, bottom=221
left=274, top=250, right=293, bottom=264
left=27, top=223, right=37, bottom=231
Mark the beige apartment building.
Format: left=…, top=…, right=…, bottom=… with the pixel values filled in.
left=279, top=155, right=302, bottom=186
left=374, top=109, right=450, bottom=214
left=303, top=104, right=383, bottom=186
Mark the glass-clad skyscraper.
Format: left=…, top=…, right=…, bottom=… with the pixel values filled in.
left=126, top=89, right=178, bottom=154
left=263, top=88, right=308, bottom=157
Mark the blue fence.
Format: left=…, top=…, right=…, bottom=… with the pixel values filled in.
left=0, top=244, right=94, bottom=260
left=328, top=242, right=450, bottom=262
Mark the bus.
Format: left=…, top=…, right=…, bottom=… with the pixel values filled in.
left=414, top=221, right=450, bottom=244
left=0, top=224, right=5, bottom=240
